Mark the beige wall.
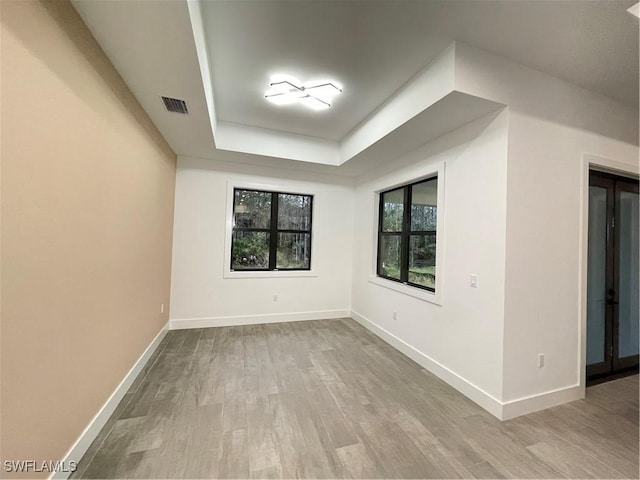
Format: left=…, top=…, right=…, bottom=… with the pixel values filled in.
left=0, top=1, right=176, bottom=477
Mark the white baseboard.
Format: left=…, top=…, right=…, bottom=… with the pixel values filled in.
left=350, top=310, right=583, bottom=420
left=501, top=384, right=583, bottom=420
left=350, top=310, right=504, bottom=418
left=51, top=323, right=169, bottom=480
left=169, top=309, right=350, bottom=330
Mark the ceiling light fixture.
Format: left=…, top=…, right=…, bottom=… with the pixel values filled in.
left=265, top=76, right=342, bottom=111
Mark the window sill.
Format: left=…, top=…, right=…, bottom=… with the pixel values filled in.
left=368, top=275, right=442, bottom=305
left=224, top=270, right=318, bottom=279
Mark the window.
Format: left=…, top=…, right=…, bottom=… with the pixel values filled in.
left=232, top=188, right=313, bottom=271
left=378, top=176, right=437, bottom=291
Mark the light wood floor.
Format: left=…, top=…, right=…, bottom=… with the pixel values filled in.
left=73, top=318, right=639, bottom=479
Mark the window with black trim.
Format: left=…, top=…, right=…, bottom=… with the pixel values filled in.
left=377, top=176, right=437, bottom=291
left=232, top=188, right=313, bottom=271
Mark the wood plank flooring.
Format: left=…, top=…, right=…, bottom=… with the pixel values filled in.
left=72, top=318, right=639, bottom=479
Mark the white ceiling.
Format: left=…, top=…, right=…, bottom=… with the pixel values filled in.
left=204, top=0, right=638, bottom=140
left=72, top=0, right=638, bottom=175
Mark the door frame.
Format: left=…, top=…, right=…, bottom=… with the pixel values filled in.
left=579, top=154, right=639, bottom=395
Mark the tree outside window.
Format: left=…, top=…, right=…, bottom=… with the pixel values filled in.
left=232, top=189, right=313, bottom=271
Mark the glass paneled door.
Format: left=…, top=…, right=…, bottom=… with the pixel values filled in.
left=587, top=171, right=639, bottom=382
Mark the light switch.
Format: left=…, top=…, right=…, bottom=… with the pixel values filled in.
left=470, top=274, right=478, bottom=288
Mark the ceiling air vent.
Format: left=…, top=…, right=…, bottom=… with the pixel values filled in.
left=161, top=96, right=189, bottom=114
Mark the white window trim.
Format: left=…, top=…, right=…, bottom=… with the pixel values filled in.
left=368, top=161, right=446, bottom=306
left=224, top=180, right=318, bottom=279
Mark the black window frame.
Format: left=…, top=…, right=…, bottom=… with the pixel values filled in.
left=377, top=176, right=438, bottom=292
left=231, top=188, right=313, bottom=272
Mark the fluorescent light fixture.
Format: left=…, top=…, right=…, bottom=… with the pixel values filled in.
left=299, top=95, right=331, bottom=111
left=264, top=75, right=342, bottom=111
left=269, top=80, right=302, bottom=94
left=628, top=2, right=639, bottom=18
left=265, top=92, right=301, bottom=106
left=305, top=82, right=342, bottom=98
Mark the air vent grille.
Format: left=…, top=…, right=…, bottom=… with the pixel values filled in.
left=161, top=96, right=188, bottom=114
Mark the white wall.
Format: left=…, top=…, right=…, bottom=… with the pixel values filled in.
left=351, top=109, right=509, bottom=414
left=503, top=112, right=637, bottom=407
left=455, top=43, right=639, bottom=413
left=169, top=156, right=355, bottom=327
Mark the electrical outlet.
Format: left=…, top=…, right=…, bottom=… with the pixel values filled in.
left=273, top=294, right=278, bottom=302
left=160, top=303, right=164, bottom=314
left=538, top=353, right=545, bottom=368
left=393, top=311, right=397, bottom=320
